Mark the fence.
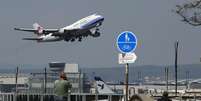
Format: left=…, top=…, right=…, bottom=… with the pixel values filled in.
left=0, top=93, right=124, bottom=101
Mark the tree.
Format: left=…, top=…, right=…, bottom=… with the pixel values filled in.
left=176, top=0, right=201, bottom=26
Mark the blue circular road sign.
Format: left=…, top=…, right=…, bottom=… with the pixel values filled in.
left=117, top=31, right=137, bottom=53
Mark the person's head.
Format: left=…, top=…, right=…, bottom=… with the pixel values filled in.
left=162, top=91, right=169, bottom=97
left=60, top=72, right=67, bottom=80
left=129, top=95, right=142, bottom=101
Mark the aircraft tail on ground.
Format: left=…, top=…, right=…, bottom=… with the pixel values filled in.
left=94, top=76, right=115, bottom=94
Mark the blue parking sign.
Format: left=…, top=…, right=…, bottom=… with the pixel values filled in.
left=117, top=31, right=137, bottom=53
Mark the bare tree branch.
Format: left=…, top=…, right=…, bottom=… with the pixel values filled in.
left=175, top=0, right=201, bottom=26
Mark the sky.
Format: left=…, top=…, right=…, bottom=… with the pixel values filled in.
left=0, top=0, right=201, bottom=68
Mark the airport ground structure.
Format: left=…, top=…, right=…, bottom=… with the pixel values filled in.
left=0, top=93, right=124, bottom=101
left=0, top=63, right=90, bottom=94
left=0, top=62, right=125, bottom=101
left=0, top=63, right=201, bottom=100
left=0, top=89, right=124, bottom=101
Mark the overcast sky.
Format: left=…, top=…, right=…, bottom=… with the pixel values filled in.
left=0, top=0, right=201, bottom=68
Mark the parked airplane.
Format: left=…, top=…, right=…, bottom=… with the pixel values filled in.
left=14, top=14, right=104, bottom=42
left=94, top=76, right=115, bottom=94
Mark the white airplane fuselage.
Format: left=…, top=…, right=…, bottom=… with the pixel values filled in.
left=62, top=14, right=104, bottom=32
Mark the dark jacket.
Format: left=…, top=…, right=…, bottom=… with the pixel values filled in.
left=157, top=97, right=172, bottom=101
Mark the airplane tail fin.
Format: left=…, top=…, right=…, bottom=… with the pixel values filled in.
left=33, top=23, right=43, bottom=35
left=94, top=76, right=115, bottom=94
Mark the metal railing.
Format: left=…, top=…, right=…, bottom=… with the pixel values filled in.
left=0, top=93, right=124, bottom=101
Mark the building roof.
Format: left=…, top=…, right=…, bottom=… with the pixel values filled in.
left=64, top=64, right=79, bottom=73
left=0, top=76, right=28, bottom=84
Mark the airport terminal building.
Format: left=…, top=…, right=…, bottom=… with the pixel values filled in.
left=0, top=63, right=90, bottom=94
left=29, top=62, right=90, bottom=94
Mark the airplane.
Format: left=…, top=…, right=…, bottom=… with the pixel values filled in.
left=14, top=14, right=104, bottom=42
left=94, top=76, right=115, bottom=94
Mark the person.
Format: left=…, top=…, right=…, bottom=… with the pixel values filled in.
left=129, top=95, right=142, bottom=101
left=157, top=92, right=172, bottom=101
left=54, top=72, right=72, bottom=101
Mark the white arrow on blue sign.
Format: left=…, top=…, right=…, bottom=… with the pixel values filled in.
left=117, top=31, right=137, bottom=53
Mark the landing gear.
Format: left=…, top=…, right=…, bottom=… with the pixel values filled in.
left=64, top=38, right=70, bottom=42
left=99, top=22, right=102, bottom=26
left=78, top=37, right=82, bottom=42
left=94, top=31, right=100, bottom=37
left=97, top=22, right=102, bottom=27
left=90, top=28, right=101, bottom=37
left=71, top=38, right=75, bottom=42
left=95, top=28, right=99, bottom=32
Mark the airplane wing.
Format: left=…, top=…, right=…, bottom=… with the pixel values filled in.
left=14, top=28, right=59, bottom=34
left=22, top=37, right=43, bottom=40
left=14, top=28, right=37, bottom=32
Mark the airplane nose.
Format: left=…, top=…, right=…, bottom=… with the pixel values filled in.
left=97, top=15, right=104, bottom=21
left=100, top=17, right=104, bottom=21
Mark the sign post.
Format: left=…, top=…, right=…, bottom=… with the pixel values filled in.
left=116, top=31, right=137, bottom=101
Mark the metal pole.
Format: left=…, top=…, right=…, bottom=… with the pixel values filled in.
left=15, top=67, right=19, bottom=101
left=175, top=41, right=179, bottom=96
left=125, top=63, right=129, bottom=101
left=78, top=71, right=81, bottom=101
left=167, top=67, right=169, bottom=92
left=186, top=71, right=189, bottom=89
left=15, top=67, right=19, bottom=93
left=137, top=71, right=140, bottom=84
left=44, top=67, right=47, bottom=94
left=165, top=67, right=169, bottom=91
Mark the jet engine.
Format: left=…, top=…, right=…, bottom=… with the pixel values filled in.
left=39, top=33, right=62, bottom=42
left=90, top=30, right=101, bottom=37
left=59, top=28, right=65, bottom=33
